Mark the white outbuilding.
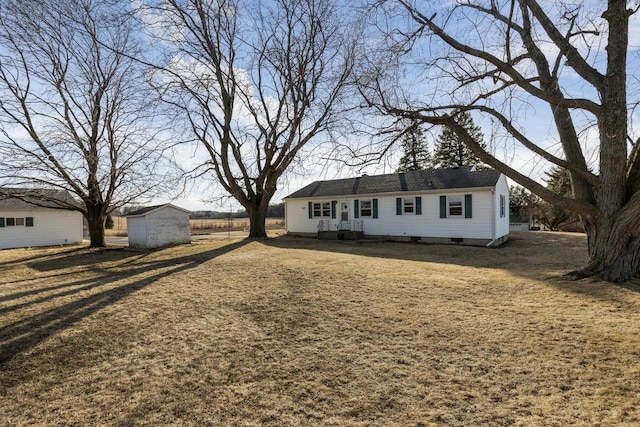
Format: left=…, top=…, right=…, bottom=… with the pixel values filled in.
left=124, top=204, right=191, bottom=249
left=0, top=188, right=83, bottom=250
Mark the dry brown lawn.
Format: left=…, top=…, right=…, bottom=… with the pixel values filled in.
left=1, top=232, right=640, bottom=426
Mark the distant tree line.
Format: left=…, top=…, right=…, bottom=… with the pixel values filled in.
left=170, top=203, right=285, bottom=220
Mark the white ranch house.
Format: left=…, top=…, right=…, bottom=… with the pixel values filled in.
left=284, top=166, right=510, bottom=246
left=0, top=188, right=83, bottom=249
left=125, top=204, right=191, bottom=249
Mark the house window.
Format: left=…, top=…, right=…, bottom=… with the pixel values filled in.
left=448, top=196, right=463, bottom=216
left=440, top=194, right=472, bottom=218
left=313, top=202, right=330, bottom=218
left=403, top=198, right=414, bottom=214
left=360, top=200, right=372, bottom=217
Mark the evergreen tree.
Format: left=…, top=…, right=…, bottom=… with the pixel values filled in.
left=105, top=215, right=115, bottom=230
left=433, top=112, right=486, bottom=168
left=537, top=166, right=580, bottom=231
left=396, top=120, right=432, bottom=172
left=509, top=185, right=539, bottom=224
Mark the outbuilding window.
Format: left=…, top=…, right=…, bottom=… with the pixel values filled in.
left=0, top=217, right=34, bottom=228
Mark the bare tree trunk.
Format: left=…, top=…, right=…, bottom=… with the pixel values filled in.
left=567, top=223, right=640, bottom=282
left=571, top=205, right=640, bottom=282
left=247, top=204, right=268, bottom=238
left=85, top=206, right=107, bottom=248
left=245, top=188, right=275, bottom=238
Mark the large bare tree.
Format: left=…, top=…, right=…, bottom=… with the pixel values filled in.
left=0, top=0, right=178, bottom=247
left=145, top=0, right=356, bottom=237
left=359, top=1, right=640, bottom=282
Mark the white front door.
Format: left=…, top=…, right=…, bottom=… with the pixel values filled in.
left=340, top=201, right=349, bottom=221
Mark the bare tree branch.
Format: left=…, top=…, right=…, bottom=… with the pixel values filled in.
left=146, top=0, right=357, bottom=237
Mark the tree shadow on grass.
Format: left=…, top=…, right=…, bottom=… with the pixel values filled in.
left=544, top=275, right=640, bottom=306
left=0, top=240, right=248, bottom=365
left=0, top=246, right=88, bottom=271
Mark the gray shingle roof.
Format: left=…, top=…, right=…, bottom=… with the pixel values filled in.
left=285, top=167, right=501, bottom=199
left=123, top=204, right=191, bottom=217
left=124, top=204, right=168, bottom=217
left=0, top=188, right=77, bottom=210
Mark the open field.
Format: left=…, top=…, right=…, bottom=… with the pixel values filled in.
left=2, top=232, right=640, bottom=425
left=105, top=217, right=284, bottom=237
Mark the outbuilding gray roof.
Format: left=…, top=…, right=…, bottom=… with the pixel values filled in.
left=285, top=167, right=501, bottom=199
left=0, top=188, right=77, bottom=210
left=124, top=204, right=191, bottom=217
left=124, top=204, right=168, bottom=217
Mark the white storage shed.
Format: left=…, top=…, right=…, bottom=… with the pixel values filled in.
left=125, top=204, right=191, bottom=249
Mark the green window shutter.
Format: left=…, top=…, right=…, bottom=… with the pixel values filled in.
left=416, top=197, right=422, bottom=215
left=331, top=201, right=337, bottom=219
left=465, top=194, right=473, bottom=218
left=308, top=202, right=313, bottom=219
left=373, top=199, right=378, bottom=219
left=26, top=217, right=34, bottom=227
left=440, top=196, right=447, bottom=218
left=0, top=217, right=4, bottom=227
left=354, top=199, right=360, bottom=218
left=396, top=197, right=402, bottom=215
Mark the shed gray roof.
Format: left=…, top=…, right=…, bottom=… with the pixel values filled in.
left=124, top=204, right=191, bottom=217
left=285, top=167, right=501, bottom=199
left=0, top=188, right=77, bottom=210
left=124, top=204, right=168, bottom=217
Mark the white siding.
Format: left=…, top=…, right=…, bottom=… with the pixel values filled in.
left=126, top=216, right=147, bottom=248
left=126, top=206, right=191, bottom=249
left=0, top=209, right=83, bottom=249
left=285, top=188, right=498, bottom=239
left=285, top=199, right=321, bottom=234
left=494, top=175, right=510, bottom=239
